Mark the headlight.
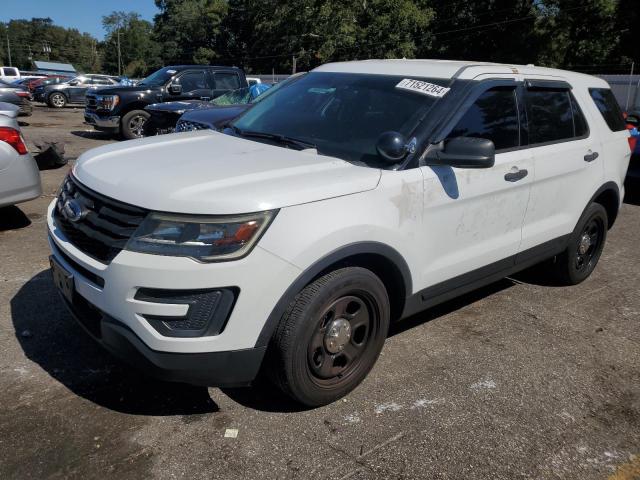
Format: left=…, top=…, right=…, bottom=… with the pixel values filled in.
left=97, top=94, right=119, bottom=110
left=125, top=211, right=277, bottom=261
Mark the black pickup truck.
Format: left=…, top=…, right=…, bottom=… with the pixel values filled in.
left=84, top=65, right=247, bottom=139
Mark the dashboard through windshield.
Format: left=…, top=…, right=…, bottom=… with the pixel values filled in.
left=230, top=72, right=449, bottom=166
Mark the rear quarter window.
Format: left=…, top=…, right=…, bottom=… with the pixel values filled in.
left=589, top=88, right=626, bottom=131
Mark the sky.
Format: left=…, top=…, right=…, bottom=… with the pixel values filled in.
left=0, top=0, right=159, bottom=40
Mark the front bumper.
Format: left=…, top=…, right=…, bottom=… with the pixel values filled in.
left=84, top=111, right=120, bottom=131
left=46, top=200, right=301, bottom=385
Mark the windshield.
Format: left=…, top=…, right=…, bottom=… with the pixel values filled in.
left=139, top=68, right=176, bottom=87
left=231, top=72, right=446, bottom=165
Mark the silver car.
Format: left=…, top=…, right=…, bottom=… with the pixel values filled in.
left=0, top=102, right=41, bottom=208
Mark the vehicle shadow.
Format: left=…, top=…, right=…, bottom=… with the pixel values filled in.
left=10, top=270, right=219, bottom=416
left=624, top=181, right=639, bottom=205
left=0, top=206, right=32, bottom=231
left=71, top=130, right=115, bottom=141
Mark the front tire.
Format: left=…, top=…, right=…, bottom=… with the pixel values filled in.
left=267, top=267, right=390, bottom=407
left=548, top=203, right=608, bottom=285
left=47, top=92, right=67, bottom=108
left=121, top=110, right=150, bottom=140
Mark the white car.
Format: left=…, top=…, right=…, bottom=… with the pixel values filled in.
left=47, top=60, right=631, bottom=406
left=0, top=102, right=41, bottom=208
left=0, top=66, right=21, bottom=83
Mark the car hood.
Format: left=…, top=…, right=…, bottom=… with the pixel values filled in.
left=180, top=104, right=251, bottom=127
left=146, top=100, right=211, bottom=114
left=73, top=130, right=381, bottom=215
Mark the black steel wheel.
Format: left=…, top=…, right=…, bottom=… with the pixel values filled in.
left=268, top=267, right=390, bottom=406
left=549, top=202, right=608, bottom=285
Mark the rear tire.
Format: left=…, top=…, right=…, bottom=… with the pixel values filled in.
left=267, top=267, right=390, bottom=407
left=47, top=92, right=66, bottom=108
left=121, top=110, right=150, bottom=140
left=546, top=203, right=608, bottom=285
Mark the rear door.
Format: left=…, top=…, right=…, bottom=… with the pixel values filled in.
left=419, top=83, right=534, bottom=287
left=519, top=81, right=604, bottom=252
left=212, top=71, right=243, bottom=98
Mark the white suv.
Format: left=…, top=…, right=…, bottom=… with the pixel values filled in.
left=47, top=60, right=632, bottom=406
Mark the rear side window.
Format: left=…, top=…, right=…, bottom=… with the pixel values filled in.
left=589, top=88, right=626, bottom=131
left=2, top=67, right=18, bottom=76
left=215, top=72, right=241, bottom=90
left=570, top=95, right=589, bottom=137
left=448, top=87, right=520, bottom=151
left=525, top=89, right=579, bottom=144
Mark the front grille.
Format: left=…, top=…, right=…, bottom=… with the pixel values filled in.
left=85, top=94, right=97, bottom=112
left=53, top=175, right=148, bottom=263
left=175, top=119, right=210, bottom=132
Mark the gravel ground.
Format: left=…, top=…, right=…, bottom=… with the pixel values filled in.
left=1, top=105, right=639, bottom=480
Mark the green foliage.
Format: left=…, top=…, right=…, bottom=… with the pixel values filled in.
left=0, top=17, right=100, bottom=72
left=0, top=1, right=636, bottom=76
left=102, top=12, right=161, bottom=76
left=153, top=0, right=228, bottom=65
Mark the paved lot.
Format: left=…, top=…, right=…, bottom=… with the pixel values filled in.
left=1, top=105, right=639, bottom=480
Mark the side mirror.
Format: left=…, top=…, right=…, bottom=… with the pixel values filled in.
left=69, top=81, right=79, bottom=86
left=376, top=131, right=415, bottom=163
left=425, top=136, right=495, bottom=169
left=168, top=83, right=182, bottom=94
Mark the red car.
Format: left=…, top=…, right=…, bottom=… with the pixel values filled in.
left=26, top=75, right=72, bottom=93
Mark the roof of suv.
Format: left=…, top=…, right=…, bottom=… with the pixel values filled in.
left=315, top=59, right=609, bottom=88
left=163, top=65, right=243, bottom=71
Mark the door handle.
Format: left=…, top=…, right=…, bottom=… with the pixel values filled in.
left=584, top=151, right=599, bottom=162
left=504, top=168, right=528, bottom=182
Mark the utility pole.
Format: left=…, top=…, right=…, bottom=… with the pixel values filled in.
left=117, top=30, right=122, bottom=76
left=6, top=33, right=11, bottom=66
left=625, top=62, right=635, bottom=111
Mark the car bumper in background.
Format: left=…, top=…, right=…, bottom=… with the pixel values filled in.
left=0, top=151, right=42, bottom=208
left=84, top=111, right=120, bottom=131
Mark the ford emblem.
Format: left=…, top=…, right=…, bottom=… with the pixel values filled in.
left=62, top=199, right=85, bottom=223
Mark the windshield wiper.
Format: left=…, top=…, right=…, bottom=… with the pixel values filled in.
left=231, top=126, right=317, bottom=151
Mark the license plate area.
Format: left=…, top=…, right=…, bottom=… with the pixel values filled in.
left=50, top=256, right=74, bottom=304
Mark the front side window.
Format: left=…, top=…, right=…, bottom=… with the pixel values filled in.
left=448, top=87, right=520, bottom=151
left=525, top=89, right=575, bottom=144
left=177, top=72, right=207, bottom=92
left=589, top=88, right=626, bottom=131
left=231, top=72, right=445, bottom=165
left=215, top=73, right=242, bottom=90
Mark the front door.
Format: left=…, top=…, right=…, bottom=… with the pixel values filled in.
left=418, top=85, right=533, bottom=290
left=68, top=78, right=92, bottom=102
left=166, top=70, right=211, bottom=101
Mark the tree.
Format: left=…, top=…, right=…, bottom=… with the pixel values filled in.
left=153, top=0, right=228, bottom=65
left=102, top=12, right=161, bottom=77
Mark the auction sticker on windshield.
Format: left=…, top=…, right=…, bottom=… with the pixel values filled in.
left=395, top=79, right=450, bottom=97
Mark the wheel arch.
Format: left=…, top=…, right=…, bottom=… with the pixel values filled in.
left=120, top=102, right=150, bottom=117
left=590, top=182, right=620, bottom=229
left=255, top=242, right=413, bottom=348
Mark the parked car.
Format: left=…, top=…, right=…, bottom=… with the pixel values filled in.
left=0, top=79, right=33, bottom=116
left=0, top=102, right=41, bottom=208
left=145, top=83, right=271, bottom=135
left=41, top=74, right=120, bottom=108
left=175, top=75, right=300, bottom=133
left=84, top=65, right=248, bottom=139
left=0, top=66, right=20, bottom=82
left=48, top=60, right=631, bottom=406
left=624, top=112, right=640, bottom=189
left=32, top=75, right=74, bottom=100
